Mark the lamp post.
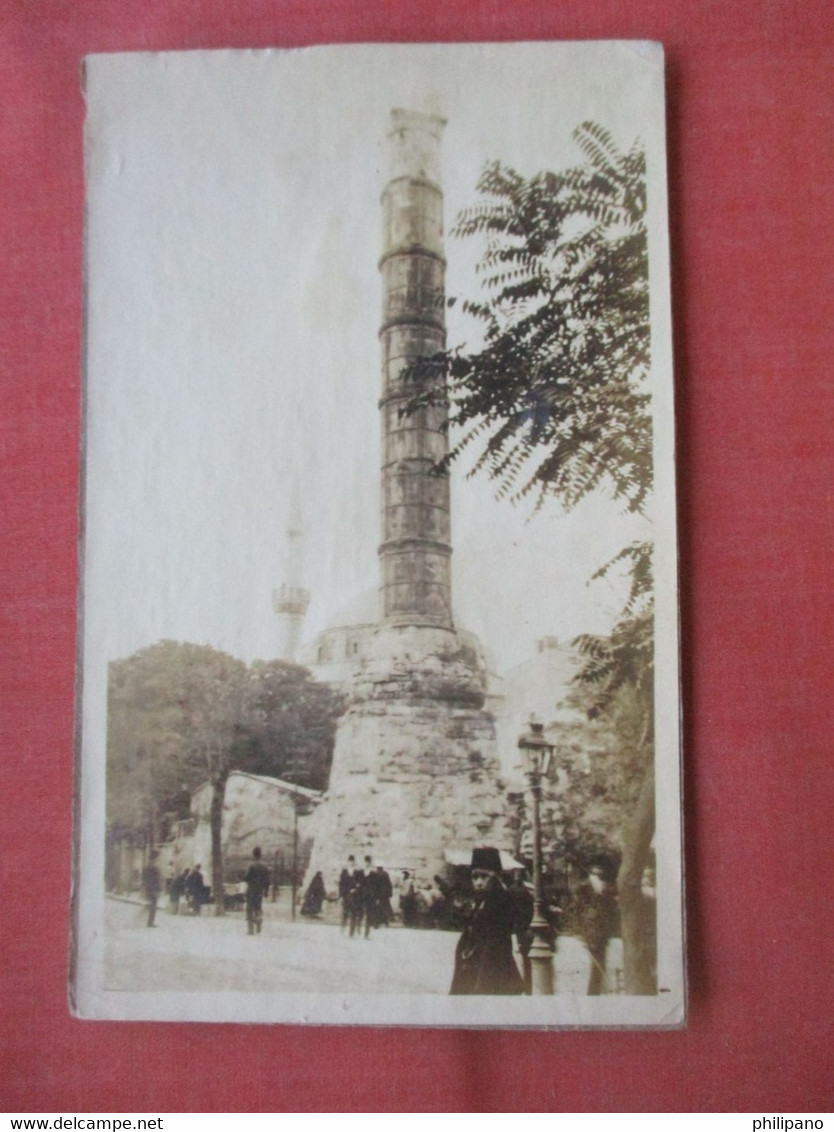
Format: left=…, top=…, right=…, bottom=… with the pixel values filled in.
left=291, top=797, right=301, bottom=922
left=518, top=718, right=556, bottom=995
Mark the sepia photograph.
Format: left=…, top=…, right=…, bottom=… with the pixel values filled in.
left=74, top=41, right=683, bottom=1027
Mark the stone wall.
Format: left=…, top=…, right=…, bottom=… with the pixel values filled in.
left=307, top=625, right=511, bottom=888
left=189, top=772, right=319, bottom=885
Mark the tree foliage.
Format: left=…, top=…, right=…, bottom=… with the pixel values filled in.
left=508, top=678, right=651, bottom=870
left=405, top=120, right=651, bottom=517
left=404, top=122, right=659, bottom=990
left=240, top=659, right=344, bottom=791
left=106, top=641, right=247, bottom=840
left=106, top=642, right=342, bottom=842
left=573, top=539, right=653, bottom=724
left=404, top=119, right=655, bottom=744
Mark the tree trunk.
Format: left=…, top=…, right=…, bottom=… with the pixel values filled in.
left=617, top=758, right=656, bottom=994
left=209, top=771, right=228, bottom=917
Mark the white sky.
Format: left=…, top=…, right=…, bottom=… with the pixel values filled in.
left=82, top=42, right=664, bottom=673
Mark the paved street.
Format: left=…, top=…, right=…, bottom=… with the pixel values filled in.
left=105, top=895, right=622, bottom=997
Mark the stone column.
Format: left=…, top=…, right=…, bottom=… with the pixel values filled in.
left=379, top=109, right=453, bottom=629
left=303, top=111, right=511, bottom=891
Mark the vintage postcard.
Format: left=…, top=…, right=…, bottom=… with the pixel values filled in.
left=74, top=41, right=684, bottom=1027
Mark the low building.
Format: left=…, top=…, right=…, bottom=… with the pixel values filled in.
left=160, top=772, right=321, bottom=890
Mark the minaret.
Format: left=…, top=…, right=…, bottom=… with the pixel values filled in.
left=379, top=110, right=453, bottom=629
left=272, top=475, right=310, bottom=662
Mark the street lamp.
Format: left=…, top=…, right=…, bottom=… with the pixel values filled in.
left=518, top=717, right=556, bottom=995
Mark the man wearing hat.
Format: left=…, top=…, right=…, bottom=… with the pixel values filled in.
left=450, top=847, right=524, bottom=995
left=361, top=855, right=390, bottom=938
left=338, top=855, right=357, bottom=933
left=576, top=857, right=619, bottom=994
left=243, top=846, right=271, bottom=936
left=141, top=851, right=162, bottom=928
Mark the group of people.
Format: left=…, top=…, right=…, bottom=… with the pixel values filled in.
left=397, top=872, right=460, bottom=930
left=139, top=843, right=621, bottom=995
left=140, top=855, right=207, bottom=926
left=448, top=848, right=620, bottom=996
left=137, top=847, right=286, bottom=936
left=306, top=847, right=620, bottom=995
left=168, top=864, right=208, bottom=916
left=337, top=856, right=395, bottom=938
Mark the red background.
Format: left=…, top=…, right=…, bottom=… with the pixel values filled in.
left=1, top=0, right=832, bottom=1114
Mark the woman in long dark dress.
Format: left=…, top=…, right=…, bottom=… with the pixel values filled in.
left=300, top=870, right=327, bottom=917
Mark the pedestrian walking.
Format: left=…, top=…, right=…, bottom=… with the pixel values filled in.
left=508, top=871, right=535, bottom=994
left=169, top=867, right=188, bottom=915
left=375, top=864, right=394, bottom=926
left=361, top=855, right=379, bottom=938
left=346, top=858, right=366, bottom=938
left=141, top=852, right=162, bottom=928
left=339, top=856, right=357, bottom=932
left=244, top=846, right=272, bottom=935
left=576, top=860, right=619, bottom=995
left=450, top=847, right=524, bottom=995
left=397, top=870, right=418, bottom=927
left=186, top=863, right=205, bottom=914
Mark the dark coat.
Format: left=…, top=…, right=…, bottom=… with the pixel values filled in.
left=301, top=872, right=326, bottom=916
left=450, top=879, right=524, bottom=996
left=244, top=860, right=271, bottom=900
left=336, top=868, right=365, bottom=918
left=508, top=882, right=535, bottom=955
left=345, top=868, right=365, bottom=911
left=379, top=869, right=393, bottom=901
left=170, top=871, right=187, bottom=899
left=185, top=868, right=204, bottom=897
left=362, top=868, right=387, bottom=927
left=141, top=863, right=161, bottom=900
left=576, top=881, right=618, bottom=950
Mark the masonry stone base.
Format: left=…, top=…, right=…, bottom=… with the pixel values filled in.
left=307, top=625, right=511, bottom=889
